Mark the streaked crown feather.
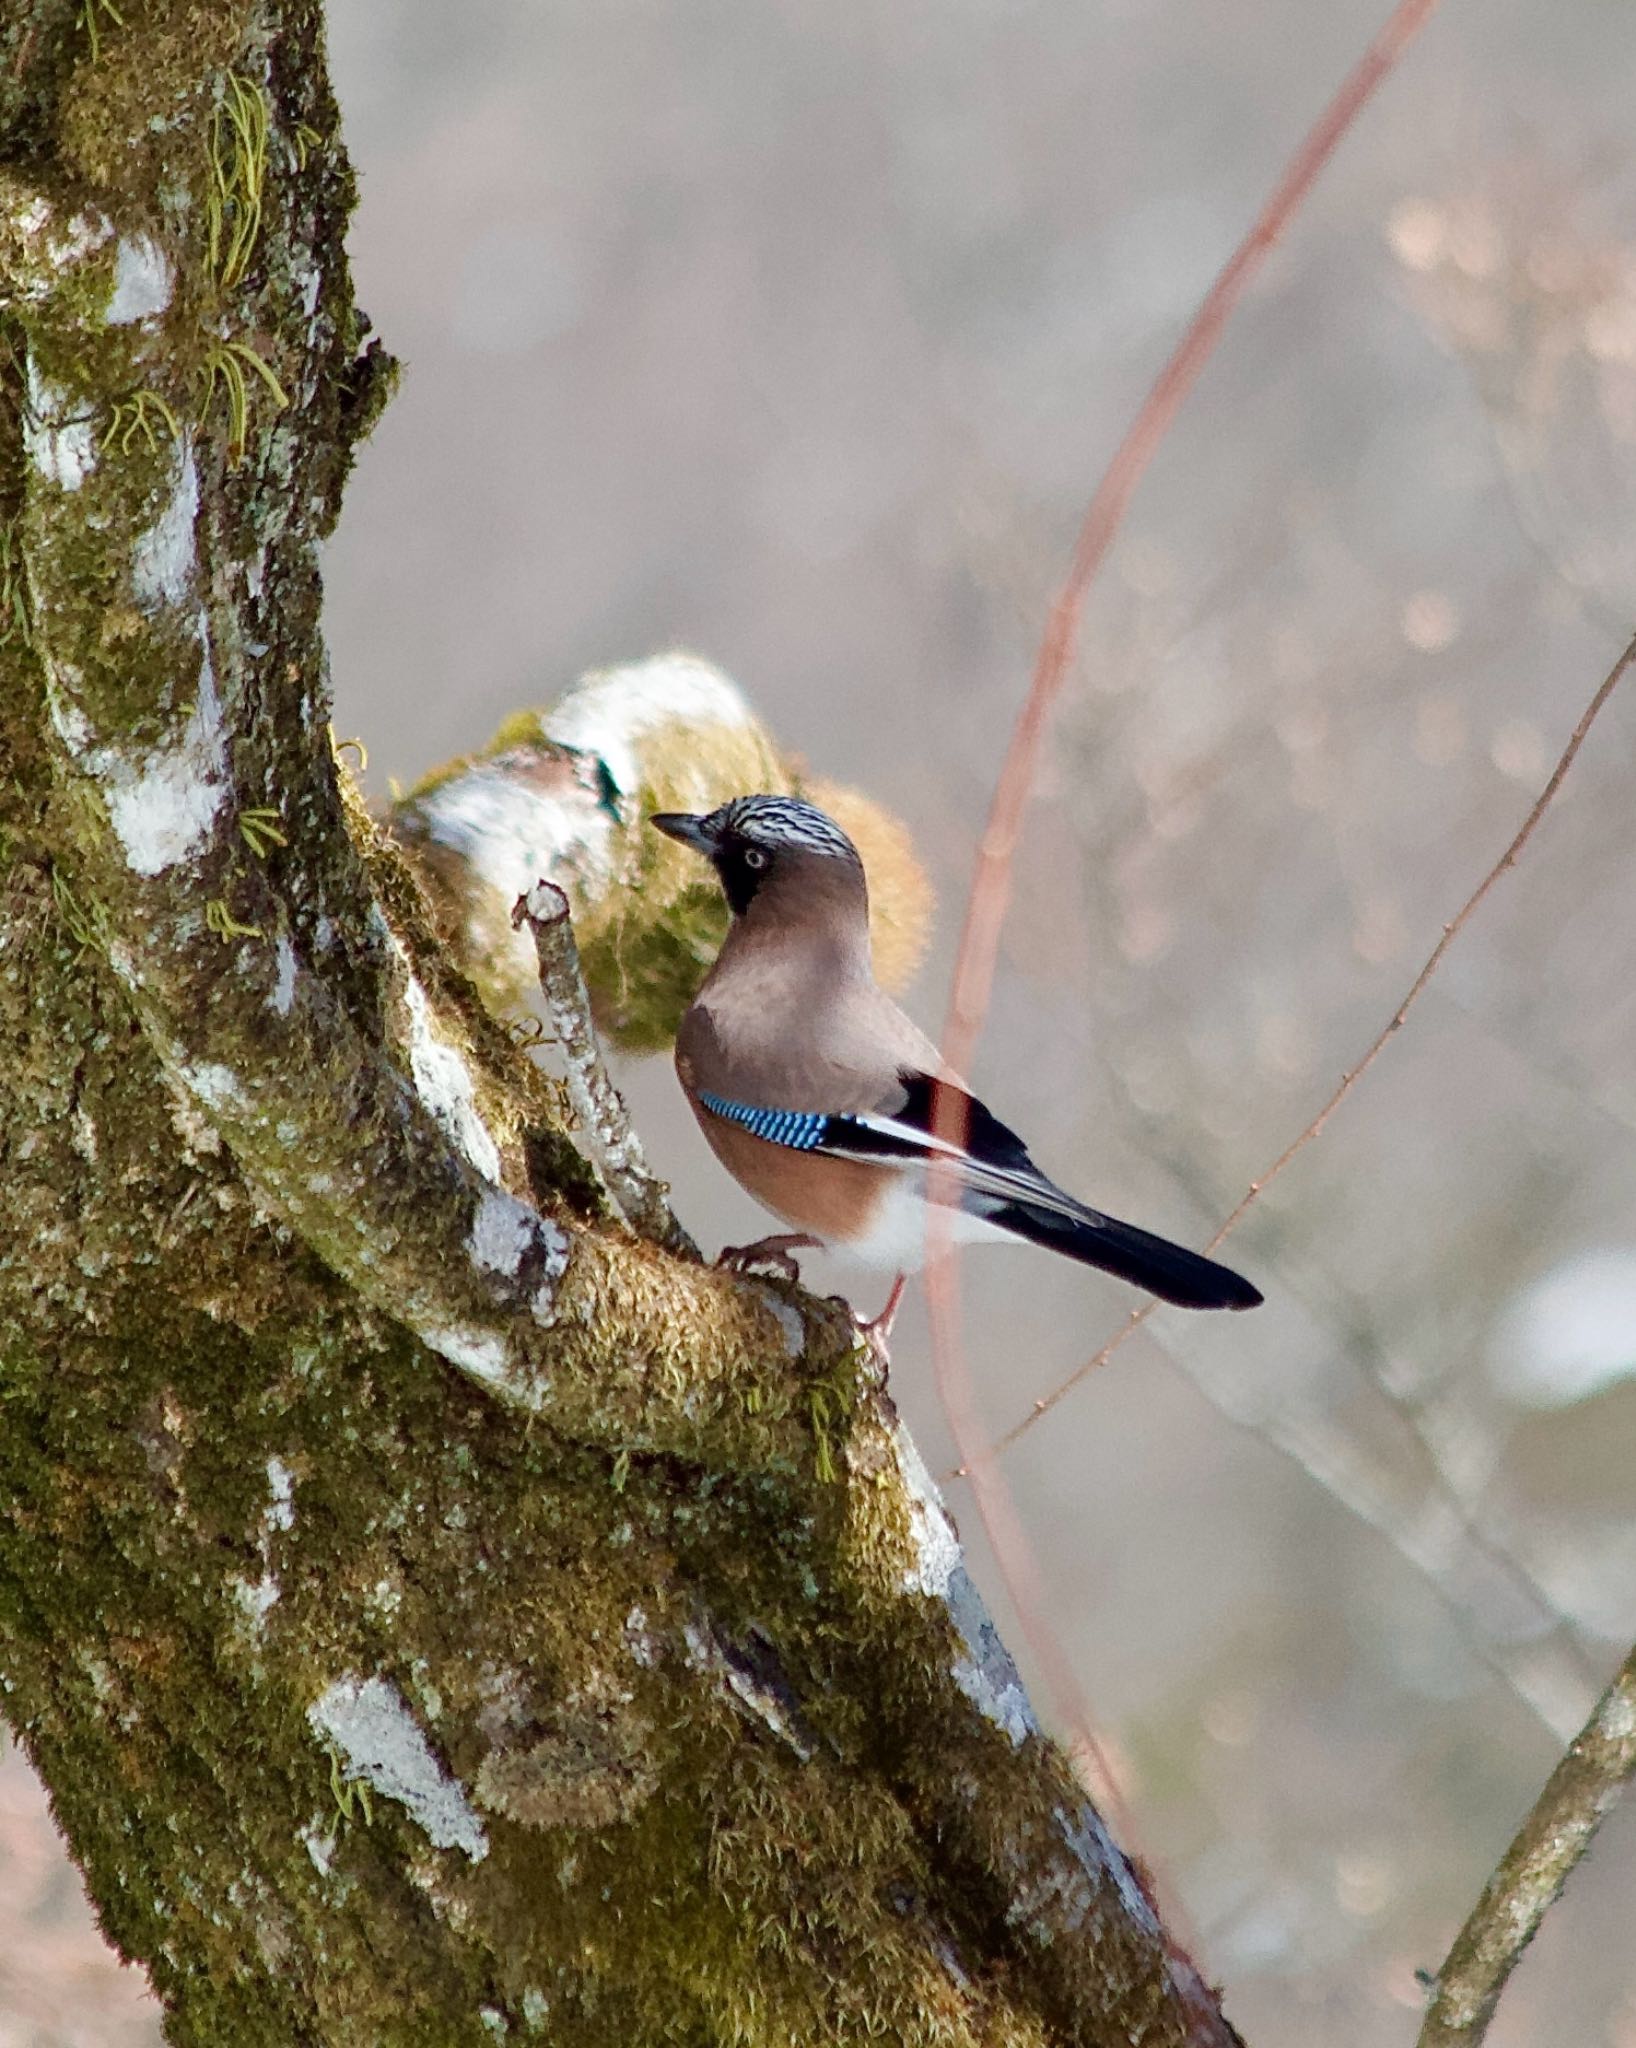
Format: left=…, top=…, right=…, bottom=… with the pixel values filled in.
left=707, top=795, right=862, bottom=863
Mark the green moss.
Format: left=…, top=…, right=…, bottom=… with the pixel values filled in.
left=486, top=707, right=549, bottom=755
left=57, top=5, right=248, bottom=194
left=575, top=876, right=728, bottom=1053
left=0, top=2, right=85, bottom=158
left=0, top=1224, right=1012, bottom=2043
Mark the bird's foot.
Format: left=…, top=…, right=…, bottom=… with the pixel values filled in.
left=852, top=1273, right=906, bottom=1369
left=717, top=1232, right=822, bottom=1283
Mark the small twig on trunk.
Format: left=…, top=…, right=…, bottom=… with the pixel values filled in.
left=512, top=882, right=696, bottom=1256
left=1417, top=1640, right=1636, bottom=2048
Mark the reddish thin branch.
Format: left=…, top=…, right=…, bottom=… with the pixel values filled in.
left=922, top=0, right=1446, bottom=1803
left=937, top=0, right=1446, bottom=1086
left=968, top=626, right=1636, bottom=1468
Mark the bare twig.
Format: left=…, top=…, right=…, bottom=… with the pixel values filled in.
left=977, top=626, right=1636, bottom=1463
left=512, top=882, right=696, bottom=1256
left=1416, top=1640, right=1636, bottom=2048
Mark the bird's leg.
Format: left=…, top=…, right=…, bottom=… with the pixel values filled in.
left=854, top=1272, right=907, bottom=1364
left=716, top=1232, right=822, bottom=1283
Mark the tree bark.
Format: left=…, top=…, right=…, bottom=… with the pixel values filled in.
left=0, top=6, right=1239, bottom=2042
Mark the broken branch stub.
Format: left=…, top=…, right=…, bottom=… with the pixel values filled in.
left=512, top=877, right=695, bottom=1256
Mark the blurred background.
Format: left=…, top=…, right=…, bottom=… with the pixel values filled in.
left=12, top=0, right=1636, bottom=2040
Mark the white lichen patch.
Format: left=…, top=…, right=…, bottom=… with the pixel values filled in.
left=267, top=934, right=299, bottom=1017
left=764, top=1297, right=806, bottom=1357
left=79, top=1652, right=116, bottom=1704
left=396, top=964, right=503, bottom=1181
left=544, top=653, right=754, bottom=805
left=466, top=1186, right=570, bottom=1311
left=89, top=613, right=227, bottom=874
left=70, top=1103, right=98, bottom=1164
left=412, top=1318, right=520, bottom=1396
left=8, top=193, right=51, bottom=241
left=19, top=203, right=111, bottom=275
left=47, top=687, right=91, bottom=753
left=892, top=1422, right=960, bottom=1599
left=132, top=439, right=199, bottom=612
left=186, top=1062, right=246, bottom=1114
left=946, top=1566, right=1036, bottom=1748
left=467, top=1186, right=536, bottom=1277
left=308, top=1675, right=489, bottom=1861
left=233, top=1571, right=281, bottom=1633
left=952, top=1655, right=1033, bottom=1748
left=7, top=200, right=112, bottom=312
left=1055, top=1804, right=1162, bottom=1938
left=300, top=1822, right=336, bottom=1878
left=23, top=359, right=97, bottom=492
left=266, top=1455, right=296, bottom=1532
left=370, top=1575, right=404, bottom=1619
left=414, top=765, right=608, bottom=986
left=107, top=233, right=174, bottom=324
left=1598, top=1688, right=1636, bottom=1745
left=230, top=1458, right=297, bottom=1641
left=624, top=1605, right=661, bottom=1668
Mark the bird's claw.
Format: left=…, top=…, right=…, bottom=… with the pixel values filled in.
left=716, top=1232, right=820, bottom=1283
left=853, top=1312, right=893, bottom=1372
left=851, top=1272, right=906, bottom=1372
left=720, top=1244, right=800, bottom=1283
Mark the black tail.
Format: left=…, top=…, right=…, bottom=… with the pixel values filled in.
left=992, top=1199, right=1262, bottom=1311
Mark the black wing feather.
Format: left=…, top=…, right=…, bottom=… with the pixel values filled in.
left=816, top=1070, right=1262, bottom=1313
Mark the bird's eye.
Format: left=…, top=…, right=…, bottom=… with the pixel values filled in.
left=742, top=847, right=769, bottom=871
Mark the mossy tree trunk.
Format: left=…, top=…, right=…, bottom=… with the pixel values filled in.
left=0, top=6, right=1241, bottom=2043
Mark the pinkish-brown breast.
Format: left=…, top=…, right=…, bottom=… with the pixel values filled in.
left=688, top=1099, right=884, bottom=1246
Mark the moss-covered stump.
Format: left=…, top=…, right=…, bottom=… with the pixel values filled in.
left=387, top=651, right=935, bottom=1052
left=0, top=5, right=1239, bottom=2044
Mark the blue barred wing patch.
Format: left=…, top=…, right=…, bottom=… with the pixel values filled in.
left=698, top=1092, right=830, bottom=1152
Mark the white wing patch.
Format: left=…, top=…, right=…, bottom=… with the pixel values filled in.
left=817, top=1111, right=1100, bottom=1230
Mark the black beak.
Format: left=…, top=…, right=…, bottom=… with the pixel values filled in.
left=650, top=812, right=717, bottom=856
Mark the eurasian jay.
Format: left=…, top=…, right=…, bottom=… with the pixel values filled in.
left=653, top=795, right=1261, bottom=1332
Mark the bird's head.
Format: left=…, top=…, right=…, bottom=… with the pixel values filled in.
left=651, top=795, right=865, bottom=919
